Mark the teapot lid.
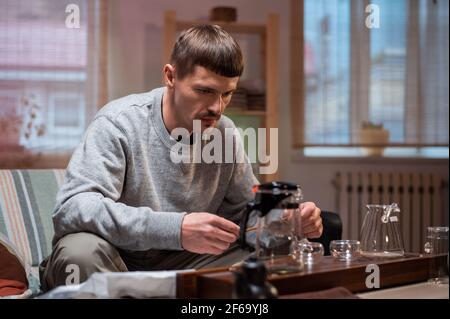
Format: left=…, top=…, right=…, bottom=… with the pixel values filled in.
left=254, top=181, right=300, bottom=193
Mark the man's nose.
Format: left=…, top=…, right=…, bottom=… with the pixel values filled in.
left=208, top=95, right=223, bottom=116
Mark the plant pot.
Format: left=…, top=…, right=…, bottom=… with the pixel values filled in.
left=359, top=128, right=389, bottom=156
left=0, top=129, right=21, bottom=149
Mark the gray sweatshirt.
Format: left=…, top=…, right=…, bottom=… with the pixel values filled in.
left=52, top=87, right=258, bottom=251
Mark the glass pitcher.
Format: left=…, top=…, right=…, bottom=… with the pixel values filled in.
left=360, top=203, right=405, bottom=258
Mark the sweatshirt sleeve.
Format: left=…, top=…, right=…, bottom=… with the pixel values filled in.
left=51, top=115, right=186, bottom=251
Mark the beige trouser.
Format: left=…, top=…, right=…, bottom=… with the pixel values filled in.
left=39, top=232, right=251, bottom=292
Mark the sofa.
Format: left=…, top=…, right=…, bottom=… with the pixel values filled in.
left=0, top=169, right=65, bottom=296
left=0, top=169, right=342, bottom=298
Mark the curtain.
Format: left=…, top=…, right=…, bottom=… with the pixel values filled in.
left=419, top=0, right=449, bottom=144
left=405, top=0, right=449, bottom=146
left=350, top=0, right=370, bottom=143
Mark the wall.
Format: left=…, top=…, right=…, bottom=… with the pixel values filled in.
left=284, top=156, right=448, bottom=219
left=106, top=0, right=449, bottom=223
left=107, top=0, right=290, bottom=99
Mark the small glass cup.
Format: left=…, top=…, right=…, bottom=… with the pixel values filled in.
left=330, top=240, right=361, bottom=261
left=424, top=226, right=449, bottom=284
left=297, top=241, right=324, bottom=265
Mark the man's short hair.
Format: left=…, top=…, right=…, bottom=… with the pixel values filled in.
left=170, top=24, right=244, bottom=79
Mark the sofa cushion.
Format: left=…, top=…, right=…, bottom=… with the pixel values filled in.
left=0, top=233, right=30, bottom=297
left=0, top=169, right=65, bottom=267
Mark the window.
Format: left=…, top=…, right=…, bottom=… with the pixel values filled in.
left=303, top=0, right=350, bottom=145
left=48, top=92, right=85, bottom=135
left=369, top=0, right=407, bottom=143
left=295, top=0, right=449, bottom=157
left=0, top=0, right=107, bottom=156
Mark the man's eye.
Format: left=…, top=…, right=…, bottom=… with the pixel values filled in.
left=223, top=92, right=233, bottom=98
left=197, top=89, right=211, bottom=95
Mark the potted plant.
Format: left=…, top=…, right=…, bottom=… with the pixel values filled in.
left=0, top=94, right=46, bottom=150
left=359, top=121, right=389, bottom=156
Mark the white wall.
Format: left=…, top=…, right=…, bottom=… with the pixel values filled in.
left=107, top=0, right=449, bottom=221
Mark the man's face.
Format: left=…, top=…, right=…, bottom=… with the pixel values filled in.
left=171, top=65, right=239, bottom=132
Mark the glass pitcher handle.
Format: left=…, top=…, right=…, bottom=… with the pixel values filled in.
left=238, top=201, right=259, bottom=250
left=424, top=241, right=433, bottom=254
left=381, top=202, right=400, bottom=224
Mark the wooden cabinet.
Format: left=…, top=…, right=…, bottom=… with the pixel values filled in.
left=163, top=10, right=279, bottom=182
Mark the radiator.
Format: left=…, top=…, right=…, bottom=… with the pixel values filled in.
left=333, top=172, right=449, bottom=253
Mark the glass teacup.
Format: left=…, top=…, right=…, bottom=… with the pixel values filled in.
left=296, top=241, right=324, bottom=265
left=330, top=240, right=361, bottom=261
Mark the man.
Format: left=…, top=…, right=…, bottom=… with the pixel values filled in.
left=40, top=24, right=323, bottom=291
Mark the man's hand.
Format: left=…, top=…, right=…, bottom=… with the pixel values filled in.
left=181, top=212, right=240, bottom=255
left=300, top=202, right=323, bottom=238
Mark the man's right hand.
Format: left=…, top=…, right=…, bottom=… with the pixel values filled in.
left=181, top=212, right=240, bottom=255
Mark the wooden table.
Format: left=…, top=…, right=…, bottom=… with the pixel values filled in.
left=176, top=253, right=447, bottom=298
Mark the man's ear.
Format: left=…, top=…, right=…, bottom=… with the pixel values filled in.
left=164, top=64, right=176, bottom=89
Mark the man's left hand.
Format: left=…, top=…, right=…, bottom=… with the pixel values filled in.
left=300, top=202, right=323, bottom=238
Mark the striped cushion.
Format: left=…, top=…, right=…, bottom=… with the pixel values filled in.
left=0, top=169, right=65, bottom=267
